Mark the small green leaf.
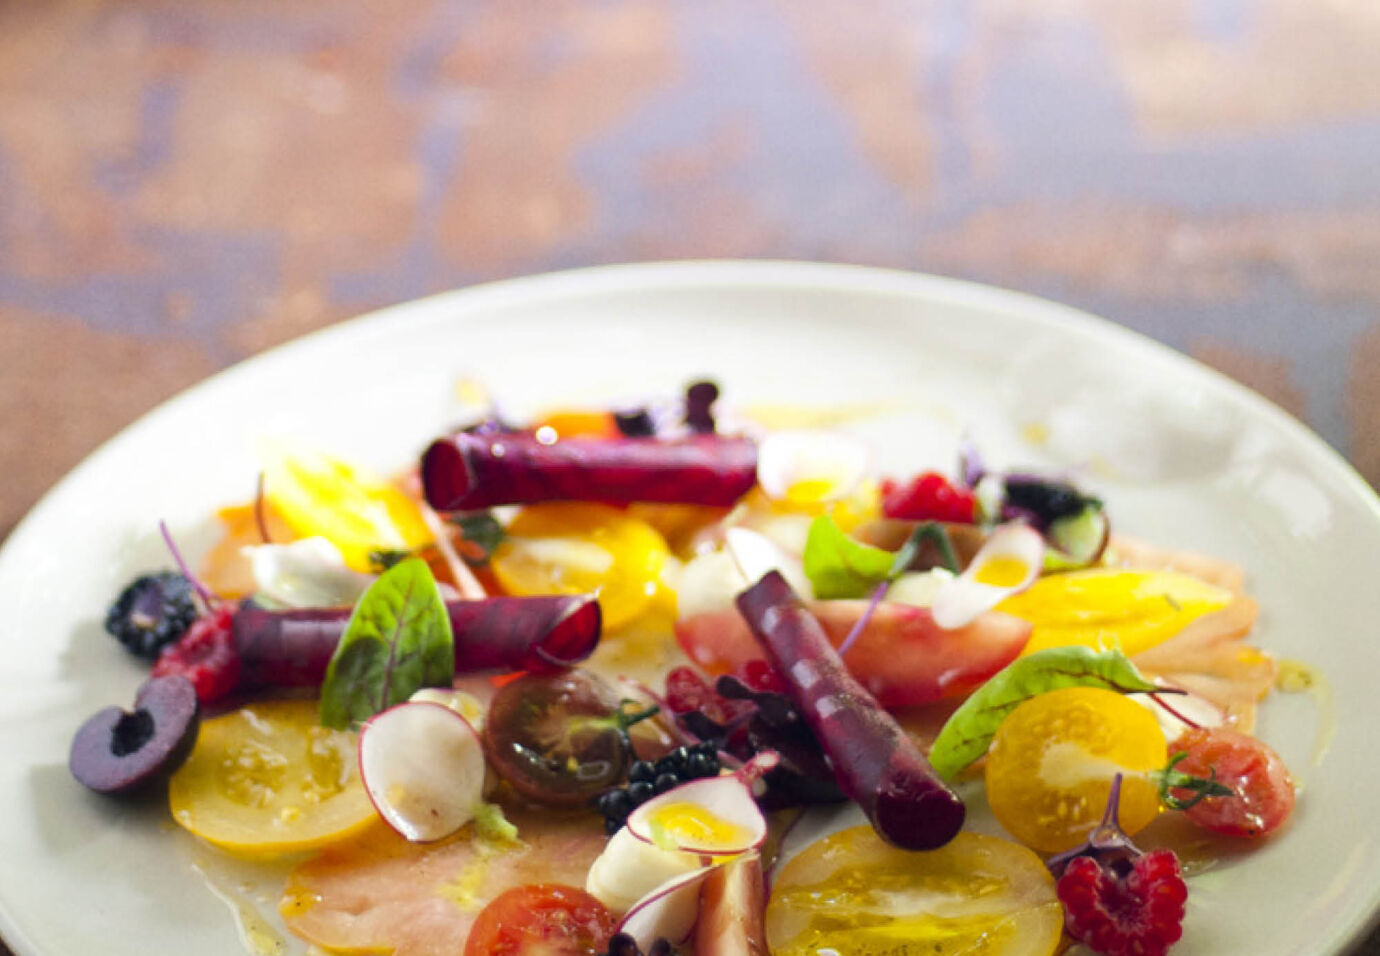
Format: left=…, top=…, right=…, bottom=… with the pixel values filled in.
left=451, top=512, right=506, bottom=566
left=928, top=646, right=1160, bottom=780
left=803, top=515, right=900, bottom=599
left=319, top=558, right=455, bottom=729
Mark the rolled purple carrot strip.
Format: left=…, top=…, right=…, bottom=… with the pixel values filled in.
left=735, top=571, right=965, bottom=850
left=234, top=594, right=601, bottom=689
left=420, top=432, right=758, bottom=511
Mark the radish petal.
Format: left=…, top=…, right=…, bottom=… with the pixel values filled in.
left=931, top=523, right=1044, bottom=630
left=585, top=826, right=702, bottom=914
left=617, top=863, right=723, bottom=949
left=723, top=527, right=809, bottom=596
left=244, top=537, right=375, bottom=609
left=626, top=775, right=766, bottom=856
left=757, top=430, right=868, bottom=504
left=357, top=701, right=485, bottom=842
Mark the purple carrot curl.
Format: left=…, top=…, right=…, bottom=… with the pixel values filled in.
left=420, top=432, right=757, bottom=511
left=736, top=571, right=964, bottom=850
left=233, top=593, right=600, bottom=690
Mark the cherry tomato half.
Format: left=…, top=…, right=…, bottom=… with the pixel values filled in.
left=463, top=884, right=616, bottom=956
left=1168, top=726, right=1295, bottom=838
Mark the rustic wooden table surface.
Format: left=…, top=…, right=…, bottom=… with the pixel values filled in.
left=2, top=1, right=1377, bottom=954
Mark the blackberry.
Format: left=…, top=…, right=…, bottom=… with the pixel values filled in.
left=686, top=751, right=717, bottom=779
left=104, top=572, right=200, bottom=660
left=613, top=408, right=656, bottom=437
left=655, top=746, right=690, bottom=776
left=1003, top=475, right=1094, bottom=526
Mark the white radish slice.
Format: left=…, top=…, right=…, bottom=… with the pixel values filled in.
left=357, top=701, right=485, bottom=842
left=756, top=429, right=869, bottom=504
left=1135, top=690, right=1226, bottom=741
left=931, top=522, right=1044, bottom=630
left=617, top=862, right=724, bottom=949
left=723, top=527, right=809, bottom=596
left=626, top=775, right=767, bottom=857
left=243, top=536, right=375, bottom=608
left=585, top=826, right=703, bottom=914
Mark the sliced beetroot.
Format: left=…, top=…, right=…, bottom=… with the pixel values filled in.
left=420, top=433, right=757, bottom=511
left=234, top=593, right=601, bottom=690
left=735, top=572, right=965, bottom=850
left=69, top=675, right=200, bottom=795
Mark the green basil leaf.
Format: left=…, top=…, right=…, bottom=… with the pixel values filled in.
left=928, top=646, right=1159, bottom=780
left=319, top=558, right=455, bottom=729
left=803, top=515, right=898, bottom=599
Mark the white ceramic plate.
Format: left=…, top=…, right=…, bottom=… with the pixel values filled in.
left=2, top=261, right=1378, bottom=956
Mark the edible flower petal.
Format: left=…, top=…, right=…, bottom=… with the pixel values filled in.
left=930, top=522, right=1044, bottom=629
left=756, top=430, right=868, bottom=505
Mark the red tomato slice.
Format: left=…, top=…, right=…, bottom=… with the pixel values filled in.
left=464, top=884, right=616, bottom=956
left=1168, top=726, right=1296, bottom=838
left=675, top=601, right=1031, bottom=709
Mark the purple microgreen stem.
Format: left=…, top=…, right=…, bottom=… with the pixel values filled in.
left=158, top=520, right=218, bottom=611
left=958, top=434, right=986, bottom=489
left=836, top=580, right=888, bottom=657
left=1046, top=773, right=1144, bottom=879
left=1146, top=690, right=1202, bottom=730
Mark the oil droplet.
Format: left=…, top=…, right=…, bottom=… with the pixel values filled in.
left=191, top=859, right=289, bottom=956
left=1276, top=658, right=1335, bottom=768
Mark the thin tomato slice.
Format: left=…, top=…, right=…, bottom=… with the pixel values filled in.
left=675, top=601, right=1029, bottom=709
left=281, top=808, right=606, bottom=956
left=766, top=828, right=1062, bottom=956
left=464, top=884, right=616, bottom=956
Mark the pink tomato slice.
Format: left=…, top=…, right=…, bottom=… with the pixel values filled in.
left=675, top=601, right=1031, bottom=709
left=281, top=808, right=605, bottom=956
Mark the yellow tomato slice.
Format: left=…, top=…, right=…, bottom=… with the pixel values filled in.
left=984, top=687, right=1165, bottom=854
left=261, top=443, right=432, bottom=572
left=169, top=700, right=377, bottom=859
left=999, top=568, right=1234, bottom=658
left=766, top=827, right=1063, bottom=956
left=491, top=503, right=669, bottom=630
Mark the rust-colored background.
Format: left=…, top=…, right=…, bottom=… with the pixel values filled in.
left=2, top=0, right=1378, bottom=953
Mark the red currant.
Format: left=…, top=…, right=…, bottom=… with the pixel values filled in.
left=880, top=472, right=977, bottom=523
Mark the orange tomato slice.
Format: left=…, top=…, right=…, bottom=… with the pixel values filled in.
left=491, top=503, right=669, bottom=630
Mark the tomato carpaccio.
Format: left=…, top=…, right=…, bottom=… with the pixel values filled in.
left=464, top=884, right=616, bottom=956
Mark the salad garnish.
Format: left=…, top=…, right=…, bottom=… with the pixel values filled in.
left=64, top=378, right=1307, bottom=956
left=318, top=558, right=454, bottom=729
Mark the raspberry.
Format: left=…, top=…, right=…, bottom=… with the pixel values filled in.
left=664, top=666, right=716, bottom=715
left=880, top=472, right=977, bottom=523
left=151, top=604, right=241, bottom=703
left=1057, top=849, right=1187, bottom=956
left=736, top=658, right=786, bottom=694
